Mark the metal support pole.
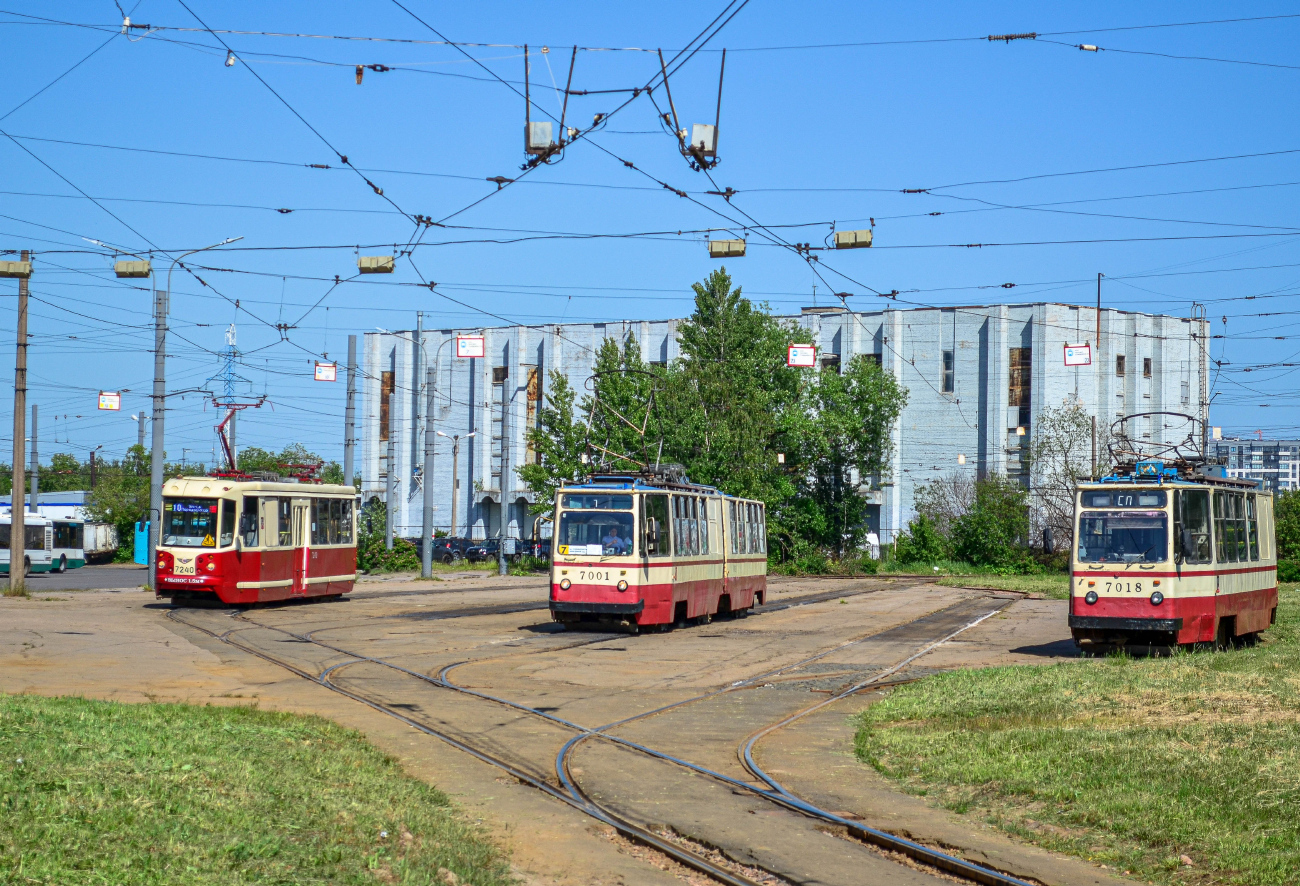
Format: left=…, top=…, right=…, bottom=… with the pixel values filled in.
left=9, top=250, right=28, bottom=593
left=413, top=312, right=423, bottom=487
left=29, top=404, right=38, bottom=512
left=1095, top=272, right=1103, bottom=345
left=228, top=409, right=237, bottom=470
left=90, top=450, right=97, bottom=489
left=1091, top=415, right=1097, bottom=479
left=385, top=435, right=395, bottom=549
left=344, top=334, right=357, bottom=485
left=421, top=362, right=436, bottom=578
left=137, top=412, right=146, bottom=450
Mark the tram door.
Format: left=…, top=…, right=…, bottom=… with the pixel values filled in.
left=291, top=499, right=310, bottom=596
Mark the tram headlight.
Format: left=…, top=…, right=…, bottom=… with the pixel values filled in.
left=1150, top=591, right=1164, bottom=606
left=1084, top=591, right=1098, bottom=605
left=559, top=578, right=571, bottom=591
left=617, top=580, right=628, bottom=591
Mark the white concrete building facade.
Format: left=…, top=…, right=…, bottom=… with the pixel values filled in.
left=362, top=303, right=1208, bottom=543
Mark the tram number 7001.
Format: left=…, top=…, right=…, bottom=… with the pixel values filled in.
left=1105, top=581, right=1143, bottom=594
left=578, top=570, right=611, bottom=582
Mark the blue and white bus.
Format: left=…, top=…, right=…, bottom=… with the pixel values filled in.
left=0, top=513, right=54, bottom=575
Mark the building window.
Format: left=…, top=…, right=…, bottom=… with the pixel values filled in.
left=1181, top=380, right=1190, bottom=405
left=379, top=370, right=395, bottom=441
left=941, top=350, right=954, bottom=393
left=1116, top=355, right=1126, bottom=377
left=1009, top=347, right=1031, bottom=429
left=492, top=366, right=508, bottom=384
left=820, top=353, right=841, bottom=373
left=867, top=353, right=882, bottom=367
left=1143, top=357, right=1152, bottom=378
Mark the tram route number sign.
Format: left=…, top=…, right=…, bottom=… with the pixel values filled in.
left=1064, top=343, right=1092, bottom=366
left=314, top=362, right=337, bottom=382
left=98, top=391, right=121, bottom=411
left=787, top=344, right=816, bottom=367
left=456, top=335, right=485, bottom=359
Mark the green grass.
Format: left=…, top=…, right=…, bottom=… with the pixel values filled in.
left=0, top=694, right=513, bottom=885
left=855, top=584, right=1300, bottom=885
left=936, top=573, right=1070, bottom=599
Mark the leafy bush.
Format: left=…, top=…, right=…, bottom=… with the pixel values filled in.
left=1280, top=559, right=1300, bottom=583
left=508, top=555, right=551, bottom=575
left=893, top=513, right=949, bottom=564
left=951, top=475, right=1032, bottom=570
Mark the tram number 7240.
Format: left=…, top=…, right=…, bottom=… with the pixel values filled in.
left=1103, top=580, right=1144, bottom=594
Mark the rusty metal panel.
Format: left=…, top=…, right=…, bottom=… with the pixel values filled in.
left=525, top=366, right=541, bottom=464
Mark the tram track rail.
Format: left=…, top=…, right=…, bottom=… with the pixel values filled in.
left=167, top=588, right=1035, bottom=886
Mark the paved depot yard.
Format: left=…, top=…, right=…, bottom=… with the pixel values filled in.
left=0, top=573, right=1126, bottom=886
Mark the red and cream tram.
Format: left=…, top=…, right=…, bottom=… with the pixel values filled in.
left=548, top=472, right=768, bottom=631
left=1070, top=461, right=1277, bottom=652
left=155, top=475, right=358, bottom=605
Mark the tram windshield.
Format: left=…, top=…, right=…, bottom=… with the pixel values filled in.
left=162, top=498, right=219, bottom=548
left=557, top=510, right=635, bottom=556
left=1077, top=511, right=1168, bottom=563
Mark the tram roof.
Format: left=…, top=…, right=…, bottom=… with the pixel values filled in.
left=163, top=476, right=358, bottom=497
left=560, top=474, right=744, bottom=497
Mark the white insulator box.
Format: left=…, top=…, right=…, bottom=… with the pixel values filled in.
left=834, top=229, right=873, bottom=249
left=114, top=260, right=152, bottom=278
left=526, top=121, right=554, bottom=155
left=708, top=239, right=746, bottom=258
left=0, top=261, right=32, bottom=279
left=357, top=256, right=395, bottom=274
left=689, top=124, right=717, bottom=157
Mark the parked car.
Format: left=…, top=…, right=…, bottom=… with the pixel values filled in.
left=406, top=536, right=472, bottom=564
left=466, top=538, right=533, bottom=563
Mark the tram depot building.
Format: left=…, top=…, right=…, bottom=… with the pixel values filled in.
left=361, top=303, right=1208, bottom=546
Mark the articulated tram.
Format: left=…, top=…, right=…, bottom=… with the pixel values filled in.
left=155, top=475, right=358, bottom=605
left=1070, top=460, right=1277, bottom=653
left=549, top=472, right=768, bottom=631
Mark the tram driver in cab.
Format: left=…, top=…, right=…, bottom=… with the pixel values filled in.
left=602, top=525, right=628, bottom=555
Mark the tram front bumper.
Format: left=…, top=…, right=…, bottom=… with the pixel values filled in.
left=550, top=600, right=644, bottom=616
left=1068, top=615, right=1183, bottom=632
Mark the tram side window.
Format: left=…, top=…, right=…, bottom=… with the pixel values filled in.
left=728, top=501, right=738, bottom=554
left=1175, top=489, right=1212, bottom=563
left=1234, top=493, right=1249, bottom=562
left=643, top=494, right=670, bottom=557
left=220, top=500, right=236, bottom=547
left=240, top=497, right=259, bottom=547
left=278, top=499, right=292, bottom=546
left=1247, top=494, right=1260, bottom=561
left=747, top=504, right=759, bottom=553
left=1214, top=492, right=1237, bottom=563
left=340, top=498, right=354, bottom=544
left=758, top=504, right=766, bottom=553
left=699, top=498, right=710, bottom=555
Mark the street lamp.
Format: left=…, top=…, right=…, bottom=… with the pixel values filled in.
left=147, top=238, right=241, bottom=590
left=435, top=431, right=475, bottom=541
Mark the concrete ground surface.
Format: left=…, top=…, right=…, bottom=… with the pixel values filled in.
left=0, top=572, right=1128, bottom=886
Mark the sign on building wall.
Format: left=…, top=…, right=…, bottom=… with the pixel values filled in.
left=1064, top=343, right=1092, bottom=366
left=456, top=335, right=485, bottom=359
left=97, top=391, right=121, bottom=410
left=787, top=344, right=816, bottom=367
left=314, top=362, right=337, bottom=382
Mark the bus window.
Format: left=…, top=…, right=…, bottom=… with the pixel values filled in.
left=1175, top=489, right=1212, bottom=563
left=643, top=494, right=669, bottom=557
left=220, top=500, right=236, bottom=547
left=241, top=497, right=259, bottom=547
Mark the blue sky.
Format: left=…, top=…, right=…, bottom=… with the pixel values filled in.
left=3, top=1, right=1300, bottom=467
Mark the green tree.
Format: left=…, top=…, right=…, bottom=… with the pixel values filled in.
left=1275, top=489, right=1300, bottom=561
left=237, top=444, right=344, bottom=484
left=518, top=372, right=589, bottom=513
left=951, top=475, right=1032, bottom=569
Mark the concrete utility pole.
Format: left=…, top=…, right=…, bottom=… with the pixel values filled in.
left=29, top=404, right=37, bottom=513
left=385, top=434, right=395, bottom=549
left=137, top=412, right=146, bottom=450
left=421, top=361, right=436, bottom=578
left=343, top=335, right=357, bottom=485
left=438, top=431, right=475, bottom=538
left=499, top=386, right=509, bottom=577
left=9, top=250, right=29, bottom=593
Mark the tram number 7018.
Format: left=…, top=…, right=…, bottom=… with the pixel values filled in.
left=578, top=570, right=612, bottom=582
left=1104, top=581, right=1143, bottom=594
